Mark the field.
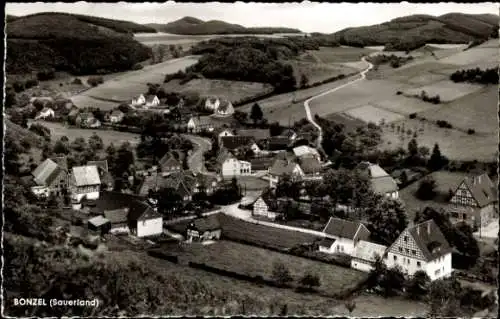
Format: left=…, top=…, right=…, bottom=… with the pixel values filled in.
left=325, top=113, right=366, bottom=132
left=399, top=171, right=469, bottom=220
left=70, top=56, right=199, bottom=109
left=372, top=95, right=437, bottom=115
left=308, top=46, right=377, bottom=63
left=287, top=60, right=358, bottom=85
left=230, top=176, right=269, bottom=192
left=35, top=120, right=141, bottom=146
left=162, top=78, right=274, bottom=103
left=403, top=80, right=484, bottom=102
left=344, top=104, right=404, bottom=124
left=165, top=240, right=367, bottom=296
left=440, top=46, right=499, bottom=66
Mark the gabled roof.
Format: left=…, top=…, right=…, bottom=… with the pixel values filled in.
left=221, top=136, right=256, bottom=150
left=407, top=220, right=452, bottom=262
left=72, top=165, right=101, bottom=186
left=358, top=162, right=398, bottom=194
left=88, top=215, right=110, bottom=227
left=216, top=99, right=233, bottom=112
left=128, top=199, right=162, bottom=222
left=453, top=173, right=498, bottom=207
left=159, top=153, right=181, bottom=169
left=110, top=110, right=124, bottom=117
left=51, top=156, right=68, bottom=171
left=352, top=240, right=387, bottom=262
left=205, top=96, right=219, bottom=104
left=237, top=129, right=271, bottom=141
left=87, top=160, right=108, bottom=173
left=293, top=145, right=320, bottom=158
left=216, top=148, right=235, bottom=165
left=299, top=156, right=323, bottom=174
left=269, top=159, right=299, bottom=176
left=32, top=158, right=65, bottom=186
left=250, top=157, right=275, bottom=171
left=104, top=208, right=129, bottom=224
left=322, top=217, right=368, bottom=240
left=188, top=214, right=221, bottom=232
left=145, top=95, right=158, bottom=103
left=77, top=112, right=94, bottom=120
left=268, top=136, right=291, bottom=150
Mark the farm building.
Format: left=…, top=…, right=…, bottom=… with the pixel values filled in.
left=31, top=158, right=69, bottom=197
left=293, top=145, right=321, bottom=160
left=87, top=160, right=113, bottom=190
left=87, top=215, right=111, bottom=235
left=131, top=94, right=146, bottom=106
left=70, top=165, right=101, bottom=202
left=205, top=96, right=220, bottom=111
left=385, top=219, right=453, bottom=281
left=281, top=129, right=297, bottom=141
left=351, top=240, right=388, bottom=272
left=319, top=217, right=370, bottom=256
left=357, top=161, right=399, bottom=199
left=268, top=159, right=304, bottom=188
left=187, top=116, right=222, bottom=133
left=109, top=110, right=125, bottom=123
left=447, top=171, right=498, bottom=227
left=252, top=195, right=282, bottom=220
left=236, top=129, right=271, bottom=142
left=216, top=128, right=234, bottom=143
left=158, top=153, right=182, bottom=174
left=268, top=136, right=291, bottom=151
left=186, top=215, right=222, bottom=242
left=104, top=208, right=131, bottom=235
left=220, top=136, right=261, bottom=154
left=144, top=95, right=160, bottom=108
left=128, top=200, right=163, bottom=237
left=249, top=157, right=275, bottom=173
left=35, top=107, right=55, bottom=120
left=214, top=99, right=234, bottom=116
left=216, top=149, right=251, bottom=177
left=299, top=156, right=324, bottom=179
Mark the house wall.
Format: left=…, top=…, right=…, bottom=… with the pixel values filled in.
left=424, top=253, right=453, bottom=281
left=240, top=161, right=251, bottom=175
left=205, top=99, right=220, bottom=111
left=386, top=191, right=399, bottom=200
left=319, top=237, right=355, bottom=255
left=48, top=171, right=69, bottom=195
left=222, top=158, right=241, bottom=177
left=187, top=229, right=221, bottom=242
left=448, top=205, right=495, bottom=227
left=351, top=258, right=374, bottom=273
left=253, top=198, right=268, bottom=217
left=72, top=185, right=100, bottom=202
left=31, top=186, right=50, bottom=198
left=136, top=217, right=163, bottom=237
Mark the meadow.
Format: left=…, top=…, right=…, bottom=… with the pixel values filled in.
left=403, top=80, right=484, bottom=102
left=288, top=60, right=358, bottom=85
left=308, top=46, right=377, bottom=63
left=344, top=104, right=404, bottom=124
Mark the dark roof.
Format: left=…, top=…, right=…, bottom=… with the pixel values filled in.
left=237, top=129, right=271, bottom=141
left=250, top=157, right=275, bottom=171
left=268, top=136, right=291, bottom=150
left=323, top=217, right=367, bottom=240
left=221, top=136, right=255, bottom=150
left=87, top=160, right=108, bottom=173
left=188, top=214, right=221, bottom=232
left=407, top=220, right=452, bottom=262
left=216, top=148, right=235, bottom=164
left=128, top=199, right=162, bottom=222
left=51, top=156, right=68, bottom=171
left=454, top=173, right=498, bottom=207
left=318, top=237, right=336, bottom=247
left=281, top=129, right=297, bottom=139
left=159, top=153, right=181, bottom=169
left=299, top=156, right=322, bottom=174
left=104, top=208, right=129, bottom=224
left=269, top=159, right=299, bottom=176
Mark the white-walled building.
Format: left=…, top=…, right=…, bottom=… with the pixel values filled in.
left=145, top=95, right=160, bottom=108
left=129, top=200, right=163, bottom=237
left=216, top=149, right=251, bottom=177
left=131, top=94, right=146, bottom=106
left=268, top=159, right=304, bottom=188
left=35, top=107, right=55, bottom=120
left=385, top=220, right=453, bottom=281
left=351, top=240, right=388, bottom=272
left=205, top=97, right=220, bottom=111
left=318, top=217, right=371, bottom=256
left=357, top=161, right=399, bottom=199
left=70, top=165, right=101, bottom=202
left=252, top=196, right=282, bottom=220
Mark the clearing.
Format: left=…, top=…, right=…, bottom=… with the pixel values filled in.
left=344, top=104, right=404, bottom=124
left=439, top=46, right=498, bottom=66
left=162, top=78, right=274, bottom=104
left=163, top=240, right=367, bottom=297
left=308, top=46, right=377, bottom=63
left=287, top=60, right=359, bottom=85
left=403, top=80, right=484, bottom=102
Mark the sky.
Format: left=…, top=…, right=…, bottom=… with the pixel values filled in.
left=6, top=1, right=499, bottom=33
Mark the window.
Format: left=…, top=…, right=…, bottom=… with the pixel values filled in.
left=399, top=247, right=403, bottom=252
left=393, top=255, right=397, bottom=261
left=407, top=259, right=410, bottom=265
left=404, top=236, right=408, bottom=242
left=405, top=248, right=409, bottom=254
left=417, top=261, right=421, bottom=267
left=412, top=250, right=416, bottom=255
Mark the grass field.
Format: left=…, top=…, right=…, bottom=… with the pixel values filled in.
left=440, top=46, right=499, bottom=66
left=288, top=60, right=358, bottom=85
left=372, top=95, right=437, bottom=115
left=167, top=240, right=367, bottom=296
left=325, top=113, right=366, bottom=132
left=344, top=104, right=404, bottom=124
left=309, top=46, right=376, bottom=63
left=417, top=86, right=497, bottom=133
left=231, top=176, right=269, bottom=192
left=162, top=78, right=274, bottom=103
left=403, top=80, right=484, bottom=102
left=399, top=171, right=468, bottom=220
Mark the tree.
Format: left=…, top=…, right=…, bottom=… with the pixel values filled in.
left=233, top=110, right=248, bottom=124
left=299, top=73, right=309, bottom=88
left=71, top=137, right=88, bottom=152
left=112, top=142, right=135, bottom=178
left=379, top=266, right=405, bottom=297
left=271, top=262, right=293, bottom=287
left=405, top=270, right=430, bottom=300
left=407, top=138, right=418, bottom=157
left=88, top=133, right=103, bottom=150
left=428, top=143, right=447, bottom=171
left=250, top=103, right=264, bottom=124
left=365, top=196, right=408, bottom=245
left=400, top=170, right=408, bottom=185
left=416, top=177, right=437, bottom=200
left=298, top=272, right=320, bottom=291
left=269, top=122, right=282, bottom=136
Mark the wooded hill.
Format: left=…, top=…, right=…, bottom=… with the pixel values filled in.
left=6, top=12, right=154, bottom=75
left=146, top=16, right=302, bottom=35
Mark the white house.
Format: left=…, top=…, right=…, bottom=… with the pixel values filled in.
left=293, top=145, right=321, bottom=161
left=187, top=116, right=218, bottom=133
left=205, top=97, right=220, bottom=111
left=186, top=214, right=222, bottom=242
left=104, top=208, right=131, bottom=235
left=129, top=201, right=163, bottom=238
left=268, top=159, right=304, bottom=188
left=145, top=95, right=160, bottom=108
left=216, top=150, right=251, bottom=177
left=385, top=220, right=453, bottom=281
left=35, top=107, right=55, bottom=120
left=131, top=94, right=146, bottom=106
left=252, top=196, right=282, bottom=220
left=357, top=161, right=399, bottom=199
left=31, top=185, right=50, bottom=198
left=351, top=240, right=388, bottom=272
left=215, top=99, right=235, bottom=117
left=109, top=110, right=124, bottom=123
left=318, top=217, right=371, bottom=256
left=70, top=165, right=101, bottom=202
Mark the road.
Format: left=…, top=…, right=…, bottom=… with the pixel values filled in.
left=182, top=134, right=214, bottom=175
left=303, top=56, right=374, bottom=149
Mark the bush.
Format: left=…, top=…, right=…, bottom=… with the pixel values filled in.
left=132, top=63, right=144, bottom=70
left=87, top=76, right=104, bottom=87
left=72, top=78, right=83, bottom=85
left=409, top=113, right=417, bottom=119
left=416, top=177, right=437, bottom=200
left=436, top=120, right=452, bottom=129
left=396, top=91, right=402, bottom=95
left=25, top=79, right=39, bottom=88
left=467, top=128, right=475, bottom=135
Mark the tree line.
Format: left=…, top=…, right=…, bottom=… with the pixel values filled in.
left=450, top=67, right=499, bottom=84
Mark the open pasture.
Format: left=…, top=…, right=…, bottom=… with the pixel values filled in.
left=325, top=113, right=366, bottom=132
left=336, top=60, right=370, bottom=71
left=344, top=104, right=404, bottom=124
left=380, top=118, right=497, bottom=162
left=439, top=47, right=498, bottom=66
left=162, top=79, right=273, bottom=103
left=70, top=94, right=120, bottom=110
left=376, top=61, right=459, bottom=83
left=288, top=60, right=358, bottom=85
left=417, top=86, right=497, bottom=133
left=403, top=80, right=484, bottom=102
left=167, top=240, right=367, bottom=296
left=334, top=293, right=428, bottom=317
left=310, top=46, right=376, bottom=63
left=372, top=95, right=437, bottom=115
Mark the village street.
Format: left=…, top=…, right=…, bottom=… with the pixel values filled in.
left=182, top=134, right=213, bottom=175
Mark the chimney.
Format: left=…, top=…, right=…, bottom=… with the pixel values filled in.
left=427, top=222, right=431, bottom=235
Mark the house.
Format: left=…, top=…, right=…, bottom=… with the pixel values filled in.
left=268, top=159, right=304, bottom=188
left=127, top=199, right=163, bottom=237
left=385, top=220, right=453, bottom=281
left=299, top=156, right=323, bottom=179
left=87, top=215, right=111, bottom=235
left=214, top=99, right=234, bottom=116
left=220, top=136, right=261, bottom=154
left=448, top=172, right=498, bottom=227
left=104, top=208, right=131, bottom=234
left=216, top=149, right=252, bottom=177
left=249, top=157, right=276, bottom=173
left=109, top=110, right=124, bottom=123
left=35, top=107, right=55, bottom=120
left=75, top=112, right=96, bottom=128
left=205, top=96, right=220, bottom=111
left=68, top=107, right=80, bottom=120
left=237, top=129, right=271, bottom=142
left=31, top=158, right=69, bottom=197
left=216, top=128, right=234, bottom=144
left=357, top=162, right=399, bottom=199
left=70, top=165, right=101, bottom=202
left=186, top=214, right=222, bottom=242
left=88, top=118, right=101, bottom=128
left=131, top=94, right=146, bottom=106
left=158, top=153, right=182, bottom=174
left=252, top=195, right=282, bottom=220
left=268, top=136, right=291, bottom=151
left=281, top=129, right=297, bottom=141
left=145, top=95, right=160, bottom=108
left=293, top=145, right=321, bottom=160
left=319, top=217, right=371, bottom=256
left=351, top=240, right=388, bottom=272
left=87, top=160, right=113, bottom=190
left=187, top=116, right=217, bottom=133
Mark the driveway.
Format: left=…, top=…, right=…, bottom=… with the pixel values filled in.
left=182, top=134, right=214, bottom=175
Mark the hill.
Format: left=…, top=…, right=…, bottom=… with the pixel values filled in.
left=146, top=16, right=302, bottom=35
left=6, top=12, right=153, bottom=75
left=330, top=12, right=499, bottom=50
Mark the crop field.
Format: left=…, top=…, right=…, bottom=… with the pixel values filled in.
left=162, top=79, right=274, bottom=103
left=167, top=240, right=367, bottom=296
left=288, top=60, right=358, bottom=85
left=229, top=176, right=269, bottom=192
left=70, top=95, right=120, bottom=110
left=36, top=120, right=141, bottom=146
left=417, top=86, right=497, bottom=133
left=379, top=117, right=497, bottom=162
left=72, top=56, right=199, bottom=106
left=325, top=113, right=366, bottom=132
left=372, top=95, right=437, bottom=115
left=403, top=80, right=484, bottom=102
left=375, top=61, right=459, bottom=84
left=309, top=46, right=376, bottom=63
left=440, top=47, right=498, bottom=66
left=344, top=104, right=404, bottom=124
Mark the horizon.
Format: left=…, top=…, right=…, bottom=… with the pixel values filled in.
left=6, top=2, right=499, bottom=33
